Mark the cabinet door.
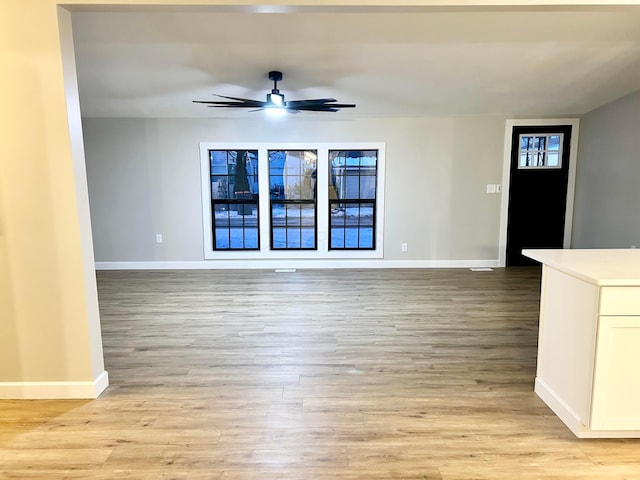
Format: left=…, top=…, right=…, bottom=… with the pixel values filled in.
left=590, top=316, right=640, bottom=430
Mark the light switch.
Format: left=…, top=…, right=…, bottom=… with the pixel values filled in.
left=486, top=184, right=497, bottom=194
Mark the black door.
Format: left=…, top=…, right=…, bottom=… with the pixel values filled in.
left=506, top=125, right=572, bottom=266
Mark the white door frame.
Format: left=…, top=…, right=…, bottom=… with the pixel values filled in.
left=498, top=118, right=580, bottom=267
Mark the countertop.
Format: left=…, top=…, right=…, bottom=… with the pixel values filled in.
left=522, top=248, right=640, bottom=286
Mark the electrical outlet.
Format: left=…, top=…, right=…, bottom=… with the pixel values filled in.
left=401, top=243, right=408, bottom=252
left=155, top=233, right=163, bottom=244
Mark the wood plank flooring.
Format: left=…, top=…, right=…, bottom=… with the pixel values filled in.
left=2, top=267, right=640, bottom=479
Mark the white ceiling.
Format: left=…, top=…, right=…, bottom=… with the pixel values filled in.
left=71, top=6, right=640, bottom=119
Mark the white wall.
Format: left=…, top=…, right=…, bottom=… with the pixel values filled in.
left=0, top=3, right=106, bottom=397
left=83, top=115, right=506, bottom=266
left=572, top=90, right=640, bottom=249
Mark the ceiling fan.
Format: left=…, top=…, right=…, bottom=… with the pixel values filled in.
left=193, top=71, right=356, bottom=113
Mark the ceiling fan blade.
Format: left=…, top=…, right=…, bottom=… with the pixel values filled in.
left=205, top=103, right=268, bottom=108
left=295, top=102, right=355, bottom=111
left=323, top=103, right=356, bottom=109
left=286, top=98, right=337, bottom=108
left=295, top=105, right=340, bottom=112
left=213, top=94, right=264, bottom=103
left=193, top=100, right=266, bottom=108
left=289, top=100, right=355, bottom=110
left=193, top=94, right=265, bottom=108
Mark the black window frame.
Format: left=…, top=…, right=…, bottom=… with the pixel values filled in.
left=328, top=149, right=378, bottom=251
left=268, top=149, right=318, bottom=250
left=209, top=149, right=260, bottom=251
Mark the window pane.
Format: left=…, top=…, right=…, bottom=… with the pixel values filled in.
left=237, top=202, right=258, bottom=217
left=328, top=150, right=378, bottom=251
left=547, top=152, right=560, bottom=167
left=211, top=150, right=259, bottom=250
left=271, top=150, right=317, bottom=201
left=330, top=207, right=346, bottom=226
left=518, top=134, right=563, bottom=169
left=301, top=228, right=315, bottom=248
left=272, top=228, right=287, bottom=249
left=211, top=151, right=228, bottom=175
left=269, top=150, right=317, bottom=250
left=359, top=152, right=378, bottom=166
left=301, top=217, right=315, bottom=227
left=300, top=205, right=315, bottom=226
left=243, top=229, right=259, bottom=249
left=215, top=228, right=230, bottom=249
left=286, top=229, right=301, bottom=248
left=359, top=207, right=374, bottom=226
left=285, top=176, right=312, bottom=200
left=548, top=135, right=561, bottom=151
left=359, top=228, right=374, bottom=248
left=212, top=177, right=230, bottom=199
left=213, top=201, right=259, bottom=250
left=329, top=201, right=375, bottom=250
left=269, top=151, right=286, bottom=199
left=229, top=231, right=244, bottom=249
left=214, top=206, right=231, bottom=225
left=345, top=228, right=359, bottom=248
left=271, top=204, right=285, bottom=223
left=285, top=205, right=300, bottom=226
left=344, top=171, right=360, bottom=198
left=331, top=228, right=345, bottom=249
left=359, top=175, right=376, bottom=199
left=332, top=152, right=378, bottom=193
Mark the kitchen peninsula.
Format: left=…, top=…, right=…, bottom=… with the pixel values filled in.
left=523, top=248, right=640, bottom=438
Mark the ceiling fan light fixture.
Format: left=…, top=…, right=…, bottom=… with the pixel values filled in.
left=267, top=91, right=285, bottom=108
left=265, top=106, right=287, bottom=118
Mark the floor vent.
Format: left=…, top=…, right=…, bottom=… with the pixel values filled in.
left=470, top=267, right=494, bottom=272
left=275, top=268, right=297, bottom=273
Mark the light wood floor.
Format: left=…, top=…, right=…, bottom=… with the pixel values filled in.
left=2, top=268, right=640, bottom=479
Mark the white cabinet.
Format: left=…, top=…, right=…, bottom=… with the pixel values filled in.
left=591, top=315, right=640, bottom=431
left=523, top=249, right=640, bottom=438
left=599, top=287, right=640, bottom=315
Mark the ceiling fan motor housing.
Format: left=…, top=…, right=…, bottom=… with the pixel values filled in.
left=268, top=71, right=283, bottom=82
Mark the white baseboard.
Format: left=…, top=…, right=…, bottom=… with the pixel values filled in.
left=535, top=377, right=640, bottom=438
left=0, top=370, right=109, bottom=399
left=535, top=376, right=584, bottom=436
left=95, top=259, right=501, bottom=270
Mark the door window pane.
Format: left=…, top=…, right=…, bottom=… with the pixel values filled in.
left=518, top=134, right=564, bottom=169
left=548, top=135, right=561, bottom=151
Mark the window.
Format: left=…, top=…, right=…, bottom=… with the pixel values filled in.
left=209, top=149, right=259, bottom=250
left=329, top=150, right=378, bottom=250
left=518, top=134, right=563, bottom=169
left=269, top=150, right=317, bottom=249
left=200, top=142, right=385, bottom=260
